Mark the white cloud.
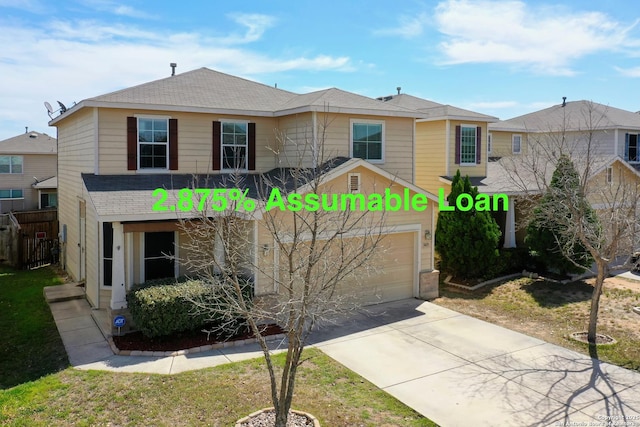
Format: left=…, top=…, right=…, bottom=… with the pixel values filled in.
left=77, top=0, right=157, bottom=20
left=434, top=0, right=638, bottom=75
left=375, top=13, right=430, bottom=39
left=223, top=13, right=276, bottom=44
left=0, top=0, right=47, bottom=13
left=0, top=17, right=354, bottom=139
left=615, top=66, right=640, bottom=77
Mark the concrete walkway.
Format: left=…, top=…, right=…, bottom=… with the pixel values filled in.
left=47, top=295, right=640, bottom=426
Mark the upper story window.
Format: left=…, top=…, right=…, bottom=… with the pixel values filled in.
left=455, top=125, right=482, bottom=166
left=138, top=118, right=168, bottom=169
left=0, top=156, right=23, bottom=174
left=212, top=121, right=255, bottom=171
left=221, top=121, right=248, bottom=170
left=351, top=120, right=384, bottom=163
left=127, top=116, right=177, bottom=171
left=626, top=133, right=639, bottom=162
left=0, top=189, right=23, bottom=199
left=512, top=134, right=522, bottom=154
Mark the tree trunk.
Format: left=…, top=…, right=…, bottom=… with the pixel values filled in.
left=587, top=260, right=607, bottom=344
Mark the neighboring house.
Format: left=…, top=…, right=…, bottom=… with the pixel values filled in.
left=49, top=67, right=439, bottom=322
left=0, top=131, right=57, bottom=213
left=485, top=100, right=640, bottom=247
left=377, top=94, right=498, bottom=196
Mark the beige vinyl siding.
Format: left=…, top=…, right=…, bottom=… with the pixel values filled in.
left=318, top=115, right=414, bottom=183
left=274, top=113, right=315, bottom=169
left=489, top=131, right=528, bottom=157
left=415, top=120, right=447, bottom=195
left=253, top=166, right=433, bottom=299
left=57, top=107, right=96, bottom=282
left=84, top=198, right=100, bottom=307
left=0, top=153, right=56, bottom=212
left=98, top=109, right=282, bottom=174
left=588, top=162, right=640, bottom=206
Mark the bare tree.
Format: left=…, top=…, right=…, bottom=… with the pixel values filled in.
left=178, top=116, right=389, bottom=426
left=500, top=101, right=640, bottom=344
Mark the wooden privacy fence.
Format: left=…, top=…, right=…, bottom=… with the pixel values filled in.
left=9, top=209, right=59, bottom=269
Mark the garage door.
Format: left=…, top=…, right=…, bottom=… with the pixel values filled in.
left=350, top=232, right=416, bottom=305
left=275, top=231, right=416, bottom=306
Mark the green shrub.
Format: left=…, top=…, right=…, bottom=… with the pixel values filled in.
left=127, top=277, right=253, bottom=338
left=435, top=170, right=502, bottom=279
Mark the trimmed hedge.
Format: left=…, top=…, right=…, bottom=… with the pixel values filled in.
left=126, top=277, right=252, bottom=338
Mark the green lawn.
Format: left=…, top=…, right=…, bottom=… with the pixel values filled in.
left=0, top=265, right=437, bottom=426
left=0, top=265, right=69, bottom=389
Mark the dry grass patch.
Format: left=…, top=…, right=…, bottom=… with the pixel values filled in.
left=434, top=277, right=640, bottom=371
left=0, top=348, right=436, bottom=427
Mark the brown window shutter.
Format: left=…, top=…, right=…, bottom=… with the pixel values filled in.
left=169, top=119, right=178, bottom=170
left=127, top=117, right=137, bottom=170
left=454, top=125, right=461, bottom=165
left=212, top=121, right=221, bottom=171
left=476, top=126, right=482, bottom=164
left=248, top=122, right=256, bottom=171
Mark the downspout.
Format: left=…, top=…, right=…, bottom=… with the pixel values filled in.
left=445, top=119, right=451, bottom=177
left=312, top=111, right=318, bottom=168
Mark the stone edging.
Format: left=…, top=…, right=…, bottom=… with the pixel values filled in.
left=444, top=272, right=521, bottom=291
left=107, top=333, right=286, bottom=357
left=235, top=407, right=320, bottom=427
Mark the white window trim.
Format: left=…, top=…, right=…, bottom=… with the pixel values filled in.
left=459, top=124, right=477, bottom=166
left=136, top=115, right=170, bottom=172
left=350, top=119, right=385, bottom=164
left=0, top=155, right=23, bottom=174
left=220, top=119, right=250, bottom=172
left=487, top=132, right=493, bottom=154
left=512, top=134, right=522, bottom=154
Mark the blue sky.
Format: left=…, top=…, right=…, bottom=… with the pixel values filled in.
left=1, top=0, right=640, bottom=140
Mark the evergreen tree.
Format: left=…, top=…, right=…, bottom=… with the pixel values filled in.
left=435, top=170, right=501, bottom=279
left=525, top=155, right=595, bottom=275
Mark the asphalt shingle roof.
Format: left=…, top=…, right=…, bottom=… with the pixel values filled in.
left=0, top=131, right=56, bottom=154
left=55, top=68, right=422, bottom=120
left=490, top=100, right=640, bottom=132
left=83, top=157, right=351, bottom=218
left=379, top=94, right=498, bottom=122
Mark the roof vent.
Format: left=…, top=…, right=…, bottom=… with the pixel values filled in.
left=562, top=96, right=567, bottom=107
left=29, top=133, right=37, bottom=139
left=170, top=62, right=177, bottom=76
left=397, top=87, right=401, bottom=95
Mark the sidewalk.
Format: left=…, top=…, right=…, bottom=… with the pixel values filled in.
left=47, top=287, right=640, bottom=426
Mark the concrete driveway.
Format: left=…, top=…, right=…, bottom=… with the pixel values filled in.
left=309, top=299, right=640, bottom=427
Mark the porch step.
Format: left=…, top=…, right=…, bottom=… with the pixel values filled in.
left=43, top=282, right=85, bottom=303
left=90, top=308, right=112, bottom=339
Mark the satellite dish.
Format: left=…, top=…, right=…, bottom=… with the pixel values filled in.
left=57, top=101, right=67, bottom=113
left=44, top=101, right=54, bottom=118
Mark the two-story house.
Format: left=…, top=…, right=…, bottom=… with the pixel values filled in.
left=49, top=67, right=440, bottom=325
left=0, top=131, right=57, bottom=213
left=487, top=100, right=640, bottom=247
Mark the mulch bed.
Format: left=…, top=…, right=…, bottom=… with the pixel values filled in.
left=113, top=324, right=285, bottom=352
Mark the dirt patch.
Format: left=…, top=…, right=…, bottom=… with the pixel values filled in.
left=435, top=276, right=640, bottom=370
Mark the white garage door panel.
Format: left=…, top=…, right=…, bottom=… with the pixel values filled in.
left=350, top=232, right=415, bottom=305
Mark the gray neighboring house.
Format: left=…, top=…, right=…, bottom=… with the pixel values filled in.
left=0, top=131, right=57, bottom=213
